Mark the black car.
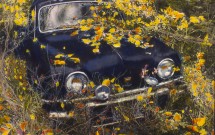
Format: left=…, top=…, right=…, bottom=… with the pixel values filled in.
left=16, top=0, right=183, bottom=126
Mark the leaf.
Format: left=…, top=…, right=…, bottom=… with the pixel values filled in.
left=111, top=78, right=116, bottom=83
left=55, top=54, right=64, bottom=59
left=61, top=102, right=65, bottom=109
left=113, top=42, right=121, bottom=48
left=25, top=49, right=30, bottom=53
left=54, top=60, right=66, bottom=65
left=80, top=26, right=91, bottom=31
left=70, top=58, right=80, bottom=63
left=68, top=111, right=75, bottom=117
left=82, top=39, right=91, bottom=44
left=93, top=48, right=100, bottom=53
left=55, top=81, right=59, bottom=87
left=95, top=131, right=100, bottom=135
left=70, top=30, right=79, bottom=36
left=67, top=54, right=74, bottom=57
left=40, top=44, right=46, bottom=49
left=123, top=115, right=130, bottom=121
left=0, top=128, right=10, bottom=135
left=33, top=38, right=38, bottom=42
left=102, top=79, right=111, bottom=86
left=0, top=105, right=3, bottom=111
left=147, top=87, right=152, bottom=95
left=89, top=81, right=95, bottom=88
left=20, top=121, right=28, bottom=132
left=4, top=116, right=10, bottom=122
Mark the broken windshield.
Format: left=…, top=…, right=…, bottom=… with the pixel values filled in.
left=39, top=2, right=94, bottom=33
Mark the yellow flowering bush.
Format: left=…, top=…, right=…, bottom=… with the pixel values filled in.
left=0, top=0, right=214, bottom=134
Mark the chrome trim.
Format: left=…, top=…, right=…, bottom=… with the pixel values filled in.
left=42, top=76, right=183, bottom=103
left=86, top=89, right=185, bottom=107
left=95, top=85, right=111, bottom=100
left=65, top=71, right=89, bottom=92
left=38, top=1, right=97, bottom=33
left=157, top=58, right=175, bottom=79
left=144, top=76, right=158, bottom=86
left=49, top=112, right=69, bottom=118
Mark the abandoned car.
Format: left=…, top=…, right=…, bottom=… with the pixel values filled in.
left=15, top=0, right=184, bottom=125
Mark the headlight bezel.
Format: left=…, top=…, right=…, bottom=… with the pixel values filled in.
left=65, top=71, right=89, bottom=94
left=157, top=58, right=175, bottom=79
left=95, top=85, right=111, bottom=100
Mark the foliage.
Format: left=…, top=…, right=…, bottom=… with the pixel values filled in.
left=0, top=0, right=214, bottom=134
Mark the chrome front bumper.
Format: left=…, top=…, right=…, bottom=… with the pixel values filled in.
left=44, top=76, right=185, bottom=118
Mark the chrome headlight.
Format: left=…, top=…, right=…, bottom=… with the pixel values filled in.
left=95, top=85, right=110, bottom=100
left=144, top=76, right=158, bottom=86
left=65, top=71, right=89, bottom=94
left=157, top=58, right=175, bottom=79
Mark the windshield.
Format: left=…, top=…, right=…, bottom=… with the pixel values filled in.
left=39, top=2, right=94, bottom=33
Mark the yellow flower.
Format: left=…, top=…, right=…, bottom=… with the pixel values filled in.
left=198, top=59, right=205, bottom=66
left=190, top=16, right=200, bottom=23
left=178, top=19, right=188, bottom=30
left=197, top=52, right=204, bottom=59
left=173, top=113, right=182, bottom=121
left=187, top=125, right=199, bottom=132
left=136, top=95, right=143, bottom=101
left=205, top=93, right=212, bottom=102
left=199, top=129, right=207, bottom=135
left=0, top=128, right=10, bottom=135
left=17, top=0, right=26, bottom=5
left=109, top=28, right=116, bottom=33
left=30, top=114, right=35, bottom=120
left=164, top=112, right=172, bottom=116
left=193, top=117, right=206, bottom=127
left=212, top=80, right=215, bottom=90
left=55, top=81, right=60, bottom=87
left=202, top=34, right=212, bottom=46
left=198, top=16, right=205, bottom=21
